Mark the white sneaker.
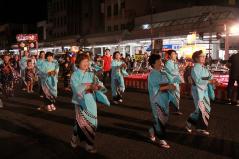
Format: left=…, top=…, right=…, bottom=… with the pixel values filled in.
left=85, top=143, right=97, bottom=154
left=51, top=104, right=56, bottom=111
left=185, top=121, right=192, bottom=133
left=70, top=135, right=78, bottom=148
left=118, top=99, right=123, bottom=103
left=113, top=100, right=119, bottom=105
left=159, top=140, right=170, bottom=149
left=47, top=105, right=53, bottom=112
left=196, top=129, right=210, bottom=136
left=236, top=101, right=239, bottom=107
left=149, top=129, right=156, bottom=142
left=37, top=105, right=45, bottom=111
left=226, top=99, right=232, bottom=105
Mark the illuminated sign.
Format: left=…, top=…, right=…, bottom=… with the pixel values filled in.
left=16, top=34, right=38, bottom=42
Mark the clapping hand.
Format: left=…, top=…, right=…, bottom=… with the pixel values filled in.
left=48, top=71, right=56, bottom=76
left=168, top=84, right=176, bottom=90
left=86, top=84, right=100, bottom=91
left=209, top=79, right=219, bottom=86
left=121, top=63, right=127, bottom=68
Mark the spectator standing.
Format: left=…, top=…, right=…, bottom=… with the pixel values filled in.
left=227, top=52, right=239, bottom=106
left=102, top=49, right=112, bottom=84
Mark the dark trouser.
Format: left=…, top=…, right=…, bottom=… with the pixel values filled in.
left=103, top=71, right=111, bottom=84
left=187, top=112, right=208, bottom=130
left=44, top=96, right=55, bottom=105
left=113, top=88, right=123, bottom=101
left=73, top=120, right=94, bottom=146
left=63, top=76, right=70, bottom=88
left=113, top=95, right=123, bottom=101
left=227, top=77, right=239, bottom=100
left=38, top=79, right=43, bottom=96
left=153, top=121, right=166, bottom=140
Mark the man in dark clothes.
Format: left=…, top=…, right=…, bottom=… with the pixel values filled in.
left=62, top=56, right=73, bottom=91
left=227, top=52, right=239, bottom=106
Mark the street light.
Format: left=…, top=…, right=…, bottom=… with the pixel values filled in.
left=142, top=24, right=150, bottom=30
left=224, top=23, right=239, bottom=60
left=229, top=24, right=239, bottom=35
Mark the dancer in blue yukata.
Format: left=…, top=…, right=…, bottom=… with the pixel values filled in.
left=36, top=51, right=45, bottom=98
left=186, top=50, right=217, bottom=136
left=38, top=52, right=59, bottom=111
left=148, top=54, right=177, bottom=149
left=19, top=51, right=30, bottom=90
left=164, top=50, right=184, bottom=115
left=70, top=53, right=110, bottom=153
left=111, top=51, right=128, bottom=104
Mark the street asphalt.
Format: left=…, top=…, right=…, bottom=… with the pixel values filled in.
left=0, top=87, right=239, bottom=159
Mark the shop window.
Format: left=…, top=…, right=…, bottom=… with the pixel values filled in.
left=192, top=17, right=199, bottom=23
left=218, top=12, right=228, bottom=19
left=153, top=23, right=159, bottom=28
left=107, top=6, right=111, bottom=17
left=108, top=26, right=111, bottom=32
left=121, top=24, right=125, bottom=30
left=121, top=1, right=125, bottom=9
left=114, top=4, right=118, bottom=16
left=85, top=13, right=89, bottom=18
left=114, top=25, right=119, bottom=31
left=64, top=16, right=66, bottom=25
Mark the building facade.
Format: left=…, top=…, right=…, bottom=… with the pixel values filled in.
left=104, top=0, right=153, bottom=33
left=46, top=0, right=104, bottom=40
left=0, top=23, right=36, bottom=50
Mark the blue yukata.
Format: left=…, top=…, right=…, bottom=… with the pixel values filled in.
left=111, top=60, right=128, bottom=101
left=187, top=63, right=215, bottom=129
left=36, top=58, right=45, bottom=95
left=36, top=59, right=46, bottom=79
left=36, top=59, right=45, bottom=71
left=19, top=56, right=29, bottom=85
left=148, top=69, right=171, bottom=139
left=164, top=59, right=184, bottom=111
left=71, top=69, right=110, bottom=146
left=0, top=58, right=3, bottom=65
left=38, top=60, right=59, bottom=105
left=89, top=60, right=102, bottom=72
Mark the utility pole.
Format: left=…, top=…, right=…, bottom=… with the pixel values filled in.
left=224, top=24, right=229, bottom=60
left=150, top=0, right=153, bottom=53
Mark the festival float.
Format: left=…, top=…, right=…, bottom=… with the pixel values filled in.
left=16, top=34, right=38, bottom=57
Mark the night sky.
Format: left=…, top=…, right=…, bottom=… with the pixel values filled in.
left=0, top=0, right=237, bottom=24
left=0, top=0, right=47, bottom=24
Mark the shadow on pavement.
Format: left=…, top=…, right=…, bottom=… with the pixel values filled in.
left=166, top=130, right=239, bottom=158
left=0, top=118, right=107, bottom=159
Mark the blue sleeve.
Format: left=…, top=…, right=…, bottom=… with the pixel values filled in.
left=148, top=73, right=160, bottom=98
left=165, top=61, right=178, bottom=76
left=191, top=66, right=208, bottom=85
left=70, top=72, right=87, bottom=99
